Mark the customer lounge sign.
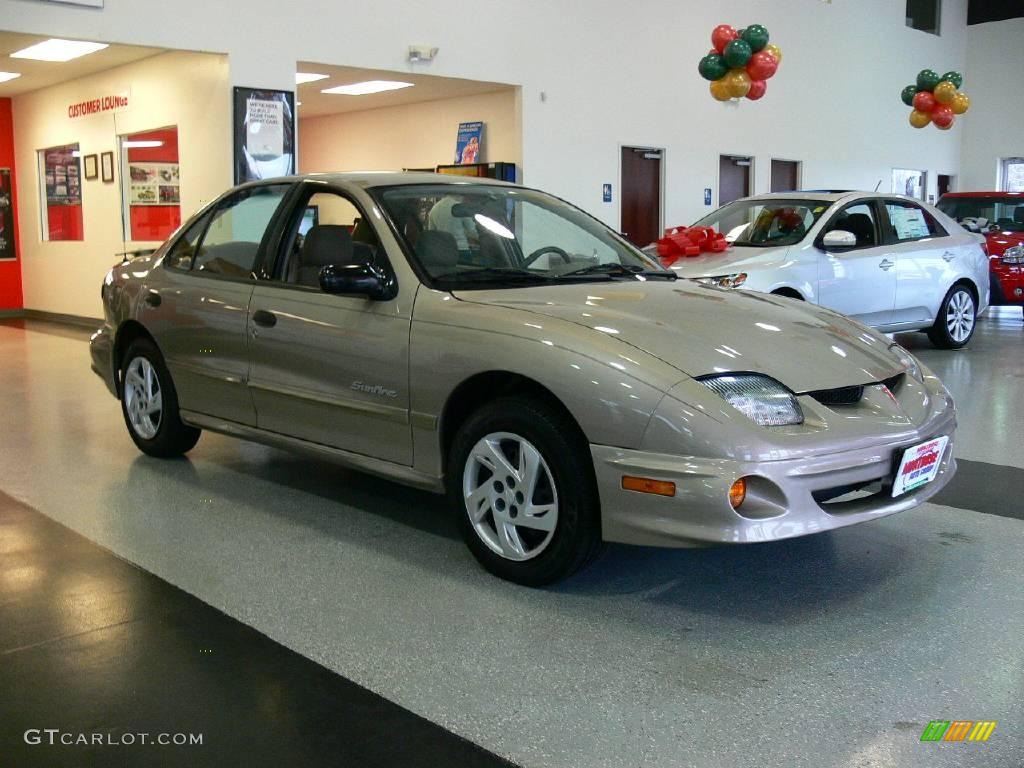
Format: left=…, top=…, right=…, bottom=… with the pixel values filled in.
left=67, top=92, right=129, bottom=119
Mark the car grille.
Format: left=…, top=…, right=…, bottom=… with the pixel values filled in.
left=806, top=373, right=905, bottom=407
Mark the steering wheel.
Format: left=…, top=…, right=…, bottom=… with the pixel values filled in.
left=523, top=245, right=572, bottom=267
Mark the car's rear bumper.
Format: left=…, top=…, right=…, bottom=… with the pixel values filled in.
left=591, top=404, right=956, bottom=547
left=90, top=325, right=118, bottom=397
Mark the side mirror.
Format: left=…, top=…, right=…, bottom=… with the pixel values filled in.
left=318, top=263, right=394, bottom=300
left=822, top=230, right=857, bottom=250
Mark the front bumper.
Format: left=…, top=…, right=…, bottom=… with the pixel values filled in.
left=89, top=325, right=118, bottom=397
left=592, top=399, right=956, bottom=547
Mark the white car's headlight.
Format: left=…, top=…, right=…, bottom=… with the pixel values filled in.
left=697, top=273, right=747, bottom=289
left=699, top=374, right=804, bottom=426
left=1002, top=244, right=1023, bottom=264
left=888, top=343, right=923, bottom=382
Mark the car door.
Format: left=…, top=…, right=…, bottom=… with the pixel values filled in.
left=246, top=184, right=413, bottom=465
left=145, top=183, right=292, bottom=425
left=882, top=198, right=957, bottom=326
left=815, top=199, right=897, bottom=327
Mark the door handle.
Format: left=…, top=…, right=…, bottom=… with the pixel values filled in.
left=143, top=290, right=161, bottom=307
left=878, top=259, right=895, bottom=271
left=942, top=250, right=956, bottom=262
left=252, top=309, right=277, bottom=328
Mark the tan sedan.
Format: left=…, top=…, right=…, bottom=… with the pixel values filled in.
left=91, top=173, right=957, bottom=585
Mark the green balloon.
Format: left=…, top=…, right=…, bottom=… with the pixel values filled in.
left=941, top=71, right=963, bottom=89
left=917, top=69, right=941, bottom=91
left=723, top=39, right=753, bottom=68
left=741, top=24, right=769, bottom=52
left=901, top=85, right=918, bottom=106
left=698, top=53, right=729, bottom=82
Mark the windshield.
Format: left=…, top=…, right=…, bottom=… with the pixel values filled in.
left=937, top=196, right=1024, bottom=233
left=374, top=184, right=671, bottom=288
left=692, top=199, right=830, bottom=247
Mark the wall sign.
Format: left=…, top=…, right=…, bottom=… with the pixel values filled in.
left=602, top=183, right=612, bottom=203
left=67, top=92, right=129, bottom=119
left=455, top=121, right=483, bottom=165
left=0, top=169, right=15, bottom=261
left=233, top=87, right=295, bottom=184
left=704, top=188, right=713, bottom=205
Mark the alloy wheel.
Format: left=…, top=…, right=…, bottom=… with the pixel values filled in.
left=124, top=356, right=163, bottom=440
left=462, top=431, right=559, bottom=561
left=945, top=289, right=975, bottom=343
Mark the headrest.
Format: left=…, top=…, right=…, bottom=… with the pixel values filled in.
left=415, top=230, right=459, bottom=273
left=303, top=225, right=354, bottom=267
left=1014, top=207, right=1024, bottom=225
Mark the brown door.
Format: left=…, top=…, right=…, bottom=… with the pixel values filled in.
left=620, top=147, right=661, bottom=247
left=719, top=155, right=751, bottom=205
left=937, top=175, right=952, bottom=196
left=771, top=160, right=800, bottom=193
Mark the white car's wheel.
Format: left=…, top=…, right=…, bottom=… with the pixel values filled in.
left=928, top=285, right=976, bottom=349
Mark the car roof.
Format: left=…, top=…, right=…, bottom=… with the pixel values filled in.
left=236, top=171, right=516, bottom=191
left=735, top=191, right=925, bottom=205
left=940, top=191, right=1024, bottom=198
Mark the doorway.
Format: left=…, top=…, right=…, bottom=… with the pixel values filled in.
left=937, top=174, right=954, bottom=197
left=771, top=159, right=801, bottom=193
left=620, top=146, right=662, bottom=247
left=719, top=155, right=752, bottom=205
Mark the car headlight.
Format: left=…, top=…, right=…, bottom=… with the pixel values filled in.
left=699, top=374, right=804, bottom=426
left=888, top=343, right=923, bottom=382
left=697, top=272, right=747, bottom=289
left=1002, top=244, right=1024, bottom=264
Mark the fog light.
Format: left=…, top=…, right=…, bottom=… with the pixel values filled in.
left=622, top=476, right=676, bottom=497
left=729, top=478, right=747, bottom=509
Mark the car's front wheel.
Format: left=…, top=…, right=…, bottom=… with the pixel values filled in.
left=927, top=284, right=976, bottom=349
left=447, top=397, right=603, bottom=586
left=120, top=338, right=200, bottom=457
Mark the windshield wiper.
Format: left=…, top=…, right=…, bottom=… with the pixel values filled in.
left=432, top=267, right=553, bottom=283
left=559, top=263, right=676, bottom=280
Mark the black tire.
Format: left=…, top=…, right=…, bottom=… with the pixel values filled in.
left=120, top=337, right=200, bottom=457
left=927, top=284, right=977, bottom=349
left=446, top=397, right=604, bottom=586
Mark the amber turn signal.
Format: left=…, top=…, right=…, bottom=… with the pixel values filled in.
left=621, top=476, right=676, bottom=497
left=729, top=477, right=747, bottom=509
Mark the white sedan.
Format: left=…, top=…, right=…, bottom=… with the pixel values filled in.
left=664, top=192, right=989, bottom=348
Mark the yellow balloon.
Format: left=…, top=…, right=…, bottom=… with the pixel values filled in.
left=725, top=68, right=752, bottom=98
left=710, top=78, right=732, bottom=101
left=951, top=92, right=970, bottom=114
left=765, top=43, right=782, bottom=63
left=909, top=110, right=931, bottom=128
left=933, top=80, right=957, bottom=105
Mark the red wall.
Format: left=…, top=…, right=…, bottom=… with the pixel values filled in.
left=0, top=98, right=23, bottom=310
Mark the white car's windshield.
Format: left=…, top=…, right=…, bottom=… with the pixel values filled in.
left=693, top=199, right=831, bottom=247
left=375, top=184, right=672, bottom=287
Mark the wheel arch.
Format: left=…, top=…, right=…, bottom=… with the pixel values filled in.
left=112, top=320, right=160, bottom=398
left=770, top=286, right=805, bottom=301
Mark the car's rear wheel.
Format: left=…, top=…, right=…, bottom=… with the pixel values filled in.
left=927, top=284, right=976, bottom=349
left=120, top=338, right=200, bottom=457
left=447, top=397, right=603, bottom=586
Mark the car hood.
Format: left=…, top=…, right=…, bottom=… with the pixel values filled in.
left=667, top=245, right=792, bottom=278
left=453, top=279, right=902, bottom=392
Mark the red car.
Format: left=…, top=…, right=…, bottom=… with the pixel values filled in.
left=937, top=192, right=1024, bottom=316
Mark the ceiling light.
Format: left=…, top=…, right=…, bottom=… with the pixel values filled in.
left=10, top=38, right=109, bottom=62
left=295, top=72, right=328, bottom=85
left=0, top=72, right=21, bottom=83
left=321, top=80, right=414, bottom=96
left=122, top=140, right=163, bottom=148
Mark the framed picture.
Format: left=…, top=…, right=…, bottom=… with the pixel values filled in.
left=101, top=151, right=115, bottom=183
left=83, top=154, right=98, bottom=180
left=233, top=86, right=295, bottom=184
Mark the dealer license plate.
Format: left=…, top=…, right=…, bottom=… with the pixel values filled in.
left=892, top=436, right=949, bottom=498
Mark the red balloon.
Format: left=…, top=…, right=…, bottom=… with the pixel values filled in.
left=711, top=24, right=738, bottom=54
left=931, top=105, right=954, bottom=128
left=746, top=80, right=767, bottom=100
left=746, top=51, right=779, bottom=81
left=912, top=91, right=936, bottom=113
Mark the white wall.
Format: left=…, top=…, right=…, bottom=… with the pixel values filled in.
left=0, top=0, right=972, bottom=315
left=12, top=51, right=229, bottom=317
left=960, top=18, right=1024, bottom=190
left=299, top=89, right=519, bottom=173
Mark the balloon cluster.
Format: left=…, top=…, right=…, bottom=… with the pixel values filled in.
left=901, top=70, right=970, bottom=130
left=698, top=24, right=782, bottom=102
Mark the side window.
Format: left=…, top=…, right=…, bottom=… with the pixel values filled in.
left=827, top=202, right=878, bottom=248
left=885, top=200, right=946, bottom=242
left=193, top=184, right=289, bottom=278
left=163, top=214, right=210, bottom=271
left=281, top=191, right=382, bottom=288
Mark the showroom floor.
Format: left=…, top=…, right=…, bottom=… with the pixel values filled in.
left=0, top=314, right=1022, bottom=768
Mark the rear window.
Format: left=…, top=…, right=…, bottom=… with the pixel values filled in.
left=937, top=196, right=1024, bottom=233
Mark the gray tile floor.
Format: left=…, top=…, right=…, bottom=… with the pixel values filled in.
left=1, top=313, right=1022, bottom=767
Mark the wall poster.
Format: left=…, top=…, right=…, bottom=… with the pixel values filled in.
left=454, top=121, right=484, bottom=165
left=43, top=145, right=82, bottom=206
left=129, top=162, right=180, bottom=205
left=0, top=169, right=15, bottom=261
left=233, top=87, right=295, bottom=184
left=892, top=168, right=925, bottom=200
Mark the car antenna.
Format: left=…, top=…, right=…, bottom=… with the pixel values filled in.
left=874, top=180, right=882, bottom=191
